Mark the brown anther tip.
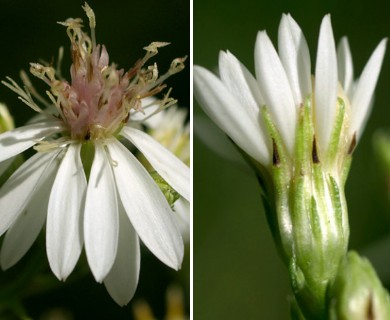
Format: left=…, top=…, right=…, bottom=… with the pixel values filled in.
left=272, top=139, right=280, bottom=166
left=123, top=112, right=130, bottom=123
left=84, top=130, right=91, bottom=140
left=312, top=136, right=320, bottom=164
left=366, top=293, right=374, bottom=320
left=348, top=133, right=357, bottom=155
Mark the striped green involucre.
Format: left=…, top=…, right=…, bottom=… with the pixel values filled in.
left=260, top=96, right=352, bottom=319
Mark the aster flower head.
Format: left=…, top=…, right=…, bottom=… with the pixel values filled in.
left=0, top=3, right=189, bottom=306
left=194, top=14, right=386, bottom=318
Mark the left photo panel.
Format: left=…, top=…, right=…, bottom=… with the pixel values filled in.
left=0, top=1, right=190, bottom=319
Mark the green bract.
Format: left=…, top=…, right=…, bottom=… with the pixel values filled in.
left=150, top=171, right=180, bottom=208
left=328, top=251, right=390, bottom=320
left=261, top=96, right=353, bottom=318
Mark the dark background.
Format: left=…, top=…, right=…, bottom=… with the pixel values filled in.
left=0, top=0, right=189, bottom=319
left=194, top=0, right=390, bottom=318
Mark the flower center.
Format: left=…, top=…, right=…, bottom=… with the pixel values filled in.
left=10, top=3, right=186, bottom=144
left=54, top=42, right=129, bottom=141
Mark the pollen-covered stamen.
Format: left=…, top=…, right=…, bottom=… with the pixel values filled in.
left=142, top=42, right=171, bottom=62
left=20, top=70, right=52, bottom=109
left=1, top=76, right=44, bottom=114
left=30, top=63, right=56, bottom=85
left=139, top=56, right=188, bottom=96
left=82, top=2, right=96, bottom=48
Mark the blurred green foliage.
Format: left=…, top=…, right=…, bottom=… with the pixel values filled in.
left=194, top=0, right=390, bottom=318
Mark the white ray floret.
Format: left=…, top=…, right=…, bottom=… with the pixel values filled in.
left=47, top=143, right=86, bottom=280
left=84, top=143, right=119, bottom=282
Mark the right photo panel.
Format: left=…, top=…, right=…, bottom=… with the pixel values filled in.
left=194, top=0, right=390, bottom=318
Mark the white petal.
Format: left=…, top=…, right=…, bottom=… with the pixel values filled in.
left=0, top=121, right=63, bottom=162
left=173, top=198, right=190, bottom=243
left=84, top=143, right=119, bottom=282
left=104, top=202, right=140, bottom=306
left=0, top=160, right=58, bottom=270
left=47, top=143, right=86, bottom=280
left=314, top=15, right=338, bottom=153
left=255, top=31, right=296, bottom=155
left=121, top=126, right=190, bottom=202
left=218, top=50, right=271, bottom=161
left=0, top=151, right=60, bottom=237
left=350, top=39, right=387, bottom=139
left=219, top=50, right=264, bottom=114
left=107, top=140, right=183, bottom=270
left=278, top=14, right=312, bottom=104
left=337, top=37, right=354, bottom=97
left=194, top=114, right=246, bottom=165
left=194, top=65, right=270, bottom=164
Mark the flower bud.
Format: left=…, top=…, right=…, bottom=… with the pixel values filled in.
left=0, top=103, right=14, bottom=133
left=328, top=251, right=390, bottom=320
